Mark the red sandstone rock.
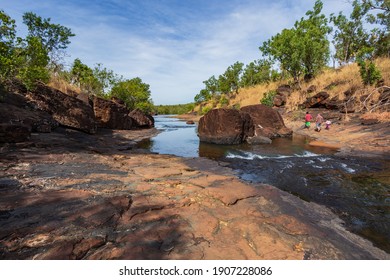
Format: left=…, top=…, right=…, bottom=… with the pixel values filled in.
left=241, top=104, right=292, bottom=139
left=198, top=108, right=254, bottom=144
left=93, top=96, right=133, bottom=129
left=26, top=83, right=97, bottom=134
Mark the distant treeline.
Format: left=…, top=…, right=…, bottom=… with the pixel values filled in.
left=154, top=103, right=195, bottom=115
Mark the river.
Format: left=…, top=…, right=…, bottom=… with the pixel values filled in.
left=137, top=115, right=390, bottom=253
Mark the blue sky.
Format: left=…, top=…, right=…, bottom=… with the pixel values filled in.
left=2, top=0, right=353, bottom=105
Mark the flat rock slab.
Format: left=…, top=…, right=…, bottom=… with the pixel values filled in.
left=0, top=129, right=389, bottom=260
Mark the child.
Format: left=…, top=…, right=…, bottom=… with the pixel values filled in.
left=304, top=112, right=312, bottom=129
left=325, top=120, right=331, bottom=130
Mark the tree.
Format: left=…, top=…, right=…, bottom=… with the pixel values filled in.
left=260, top=0, right=330, bottom=82
left=194, top=89, right=211, bottom=104
left=363, top=0, right=390, bottom=57
left=296, top=0, right=331, bottom=79
left=330, top=0, right=371, bottom=65
left=0, top=10, right=18, bottom=80
left=110, top=77, right=154, bottom=113
left=93, top=63, right=121, bottom=96
left=240, top=59, right=274, bottom=87
left=17, top=36, right=50, bottom=90
left=70, top=58, right=100, bottom=94
left=218, top=61, right=244, bottom=94
left=22, top=12, right=75, bottom=70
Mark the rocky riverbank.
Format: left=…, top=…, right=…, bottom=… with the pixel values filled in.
left=284, top=112, right=390, bottom=158
left=1, top=126, right=389, bottom=260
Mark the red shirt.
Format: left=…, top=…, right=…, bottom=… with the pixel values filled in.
left=305, top=114, right=312, bottom=122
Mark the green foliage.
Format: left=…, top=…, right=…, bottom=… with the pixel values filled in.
left=154, top=103, right=195, bottom=115
left=110, top=77, right=154, bottom=113
left=219, top=94, right=229, bottom=107
left=17, top=36, right=50, bottom=90
left=330, top=0, right=371, bottom=64
left=260, top=90, right=277, bottom=107
left=22, top=12, right=74, bottom=66
left=194, top=88, right=211, bottom=103
left=260, top=0, right=330, bottom=82
left=201, top=106, right=211, bottom=115
left=70, top=58, right=100, bottom=94
left=357, top=47, right=382, bottom=85
left=240, top=59, right=274, bottom=87
left=232, top=103, right=241, bottom=110
left=218, top=61, right=244, bottom=94
left=93, top=63, right=121, bottom=96
left=0, top=10, right=18, bottom=80
left=0, top=10, right=73, bottom=88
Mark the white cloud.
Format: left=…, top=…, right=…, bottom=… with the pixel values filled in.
left=2, top=0, right=356, bottom=105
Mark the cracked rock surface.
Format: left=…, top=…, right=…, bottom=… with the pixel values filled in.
left=0, top=127, right=389, bottom=260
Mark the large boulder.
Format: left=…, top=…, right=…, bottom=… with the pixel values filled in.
left=128, top=109, right=154, bottom=128
left=26, top=83, right=97, bottom=134
left=198, top=108, right=254, bottom=145
left=93, top=97, right=133, bottom=129
left=240, top=104, right=292, bottom=139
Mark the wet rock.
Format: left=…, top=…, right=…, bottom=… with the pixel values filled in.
left=128, top=109, right=154, bottom=128
left=241, top=104, right=292, bottom=139
left=93, top=96, right=133, bottom=129
left=26, top=83, right=97, bottom=134
left=246, top=135, right=272, bottom=144
left=198, top=108, right=254, bottom=144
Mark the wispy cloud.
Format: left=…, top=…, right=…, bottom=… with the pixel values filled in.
left=2, top=0, right=354, bottom=104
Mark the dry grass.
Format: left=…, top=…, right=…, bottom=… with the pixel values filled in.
left=48, top=74, right=81, bottom=96
left=234, top=57, right=390, bottom=112
left=361, top=112, right=390, bottom=122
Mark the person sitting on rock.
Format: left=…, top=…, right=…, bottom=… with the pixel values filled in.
left=304, top=112, right=312, bottom=129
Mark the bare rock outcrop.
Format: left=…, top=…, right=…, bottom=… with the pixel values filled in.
left=26, top=83, right=97, bottom=134
left=128, top=108, right=154, bottom=128
left=93, top=97, right=133, bottom=129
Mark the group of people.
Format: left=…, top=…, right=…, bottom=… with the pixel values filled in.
left=304, top=111, right=331, bottom=132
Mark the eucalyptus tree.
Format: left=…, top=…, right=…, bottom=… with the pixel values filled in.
left=260, top=0, right=331, bottom=83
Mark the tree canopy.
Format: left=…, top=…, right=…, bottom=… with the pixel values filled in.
left=110, top=77, right=154, bottom=113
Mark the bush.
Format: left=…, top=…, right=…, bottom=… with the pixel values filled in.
left=201, top=106, right=211, bottom=115
left=260, top=90, right=277, bottom=107
left=357, top=59, right=382, bottom=86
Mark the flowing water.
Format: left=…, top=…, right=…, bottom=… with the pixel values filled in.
left=138, top=115, right=390, bottom=253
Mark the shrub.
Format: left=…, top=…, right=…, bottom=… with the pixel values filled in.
left=358, top=59, right=382, bottom=86
left=260, top=90, right=277, bottom=107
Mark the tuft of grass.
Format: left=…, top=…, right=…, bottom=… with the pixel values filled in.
left=48, top=73, right=81, bottom=95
